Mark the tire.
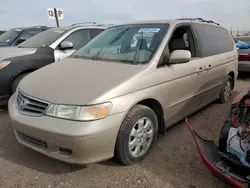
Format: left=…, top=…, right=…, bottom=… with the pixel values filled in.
left=115, top=104, right=158, bottom=165
left=218, top=76, right=233, bottom=104
left=11, top=73, right=30, bottom=94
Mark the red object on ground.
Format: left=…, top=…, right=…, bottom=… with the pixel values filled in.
left=185, top=118, right=247, bottom=188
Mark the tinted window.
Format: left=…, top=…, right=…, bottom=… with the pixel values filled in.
left=193, top=23, right=234, bottom=57
left=0, top=29, right=22, bottom=43
left=62, top=29, right=91, bottom=50
left=18, top=28, right=67, bottom=48
left=90, top=29, right=104, bottom=38
left=71, top=24, right=168, bottom=64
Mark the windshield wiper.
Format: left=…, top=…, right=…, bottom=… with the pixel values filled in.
left=92, top=27, right=129, bottom=60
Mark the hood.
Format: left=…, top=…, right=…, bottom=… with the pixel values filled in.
left=0, top=47, right=37, bottom=60
left=19, top=58, right=144, bottom=105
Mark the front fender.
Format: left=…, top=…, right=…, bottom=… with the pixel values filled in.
left=5, top=47, right=55, bottom=87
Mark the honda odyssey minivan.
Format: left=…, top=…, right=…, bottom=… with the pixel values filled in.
left=9, top=18, right=238, bottom=165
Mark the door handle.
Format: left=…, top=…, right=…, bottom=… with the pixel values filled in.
left=205, top=64, right=212, bottom=70
left=196, top=67, right=204, bottom=73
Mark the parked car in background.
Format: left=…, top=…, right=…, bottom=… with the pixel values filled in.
left=0, top=30, right=6, bottom=35
left=9, top=18, right=238, bottom=165
left=0, top=23, right=109, bottom=105
left=234, top=36, right=250, bottom=72
left=0, top=26, right=51, bottom=47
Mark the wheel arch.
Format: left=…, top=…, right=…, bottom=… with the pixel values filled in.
left=138, top=98, right=165, bottom=133
left=122, top=98, right=165, bottom=134
left=9, top=69, right=37, bottom=91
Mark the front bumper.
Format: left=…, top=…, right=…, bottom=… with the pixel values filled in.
left=8, top=94, right=125, bottom=164
left=186, top=119, right=250, bottom=188
left=238, top=61, right=250, bottom=72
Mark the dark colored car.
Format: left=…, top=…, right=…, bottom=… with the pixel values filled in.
left=0, top=26, right=51, bottom=47
left=186, top=88, right=250, bottom=188
left=234, top=36, right=250, bottom=72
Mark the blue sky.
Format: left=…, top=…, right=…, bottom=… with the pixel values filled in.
left=1, top=0, right=250, bottom=30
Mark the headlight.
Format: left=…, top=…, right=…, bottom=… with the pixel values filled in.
left=0, top=61, right=11, bottom=69
left=45, top=102, right=112, bottom=121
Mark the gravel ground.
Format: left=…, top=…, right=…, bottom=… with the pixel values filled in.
left=0, top=74, right=249, bottom=188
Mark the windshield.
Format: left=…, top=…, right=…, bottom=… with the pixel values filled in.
left=0, top=29, right=22, bottom=43
left=71, top=24, right=168, bottom=64
left=18, top=28, right=67, bottom=48
left=19, top=30, right=43, bottom=40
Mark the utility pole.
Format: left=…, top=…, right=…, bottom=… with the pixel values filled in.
left=54, top=8, right=60, bottom=27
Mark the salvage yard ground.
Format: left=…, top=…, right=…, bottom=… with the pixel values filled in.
left=1, top=74, right=249, bottom=188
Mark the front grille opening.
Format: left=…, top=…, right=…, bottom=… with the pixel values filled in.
left=59, top=147, right=72, bottom=156
left=18, top=132, right=47, bottom=149
left=16, top=90, right=49, bottom=116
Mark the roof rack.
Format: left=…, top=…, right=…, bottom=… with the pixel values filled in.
left=71, top=22, right=114, bottom=28
left=71, top=22, right=97, bottom=26
left=96, top=24, right=114, bottom=27
left=177, top=18, right=220, bottom=26
left=29, top=25, right=51, bottom=29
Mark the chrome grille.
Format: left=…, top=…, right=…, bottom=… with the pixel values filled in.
left=16, top=90, right=49, bottom=116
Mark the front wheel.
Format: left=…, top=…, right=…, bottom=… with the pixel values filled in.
left=115, top=104, right=158, bottom=165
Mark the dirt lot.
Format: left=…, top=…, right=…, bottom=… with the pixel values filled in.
left=0, top=74, right=249, bottom=188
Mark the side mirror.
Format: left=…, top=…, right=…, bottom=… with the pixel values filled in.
left=60, top=41, right=74, bottom=50
left=169, top=50, right=191, bottom=64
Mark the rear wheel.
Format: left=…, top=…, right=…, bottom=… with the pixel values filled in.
left=218, top=76, right=233, bottom=103
left=11, top=73, right=30, bottom=94
left=115, top=104, right=158, bottom=165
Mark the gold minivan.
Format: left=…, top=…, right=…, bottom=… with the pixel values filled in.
left=9, top=18, right=238, bottom=165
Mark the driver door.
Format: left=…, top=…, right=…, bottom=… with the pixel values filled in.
left=163, top=25, right=206, bottom=126
left=54, top=29, right=91, bottom=61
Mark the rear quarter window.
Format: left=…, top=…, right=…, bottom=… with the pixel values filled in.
left=193, top=23, right=234, bottom=57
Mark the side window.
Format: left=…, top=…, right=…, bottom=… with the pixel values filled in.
left=62, top=30, right=90, bottom=50
left=168, top=25, right=197, bottom=58
left=90, top=29, right=104, bottom=39
left=193, top=23, right=234, bottom=57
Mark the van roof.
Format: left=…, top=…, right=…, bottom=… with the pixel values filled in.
left=119, top=18, right=221, bottom=27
